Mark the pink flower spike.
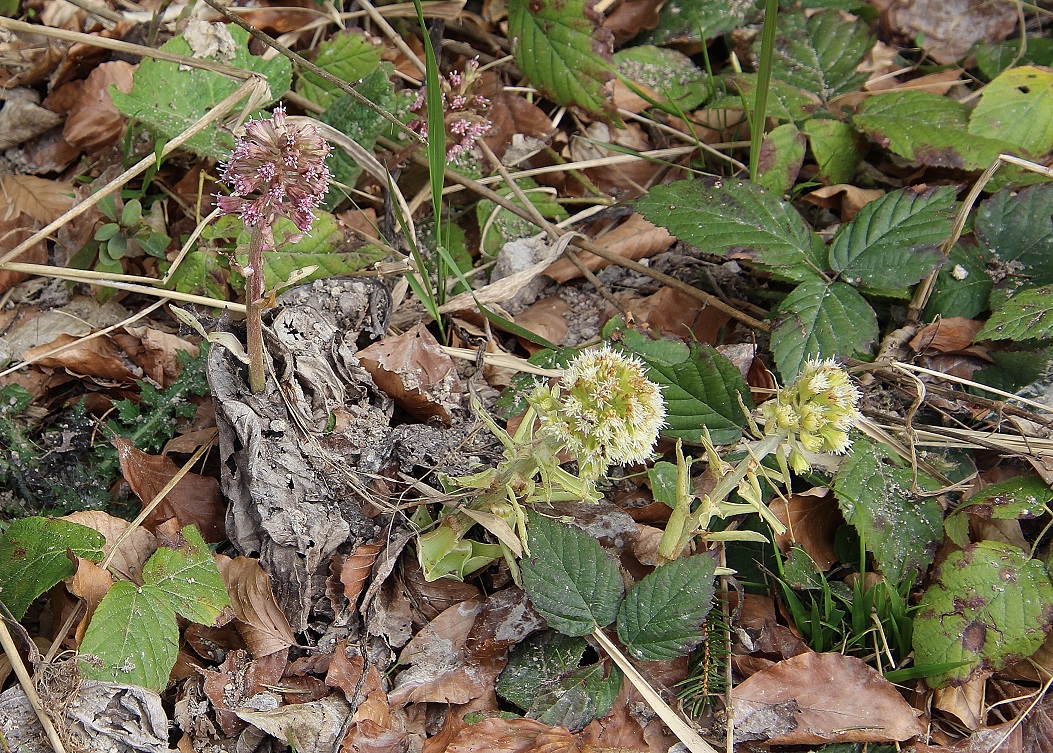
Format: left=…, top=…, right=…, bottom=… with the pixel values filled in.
left=217, top=104, right=332, bottom=233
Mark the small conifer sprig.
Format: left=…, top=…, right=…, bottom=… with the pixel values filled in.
left=216, top=105, right=331, bottom=392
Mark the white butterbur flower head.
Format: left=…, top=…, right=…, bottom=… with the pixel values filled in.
left=760, top=358, right=862, bottom=473
left=530, top=346, right=665, bottom=482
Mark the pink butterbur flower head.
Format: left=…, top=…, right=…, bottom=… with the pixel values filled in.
left=217, top=104, right=332, bottom=233
left=408, top=58, right=492, bottom=160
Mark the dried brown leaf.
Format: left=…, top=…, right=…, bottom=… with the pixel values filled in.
left=444, top=717, right=568, bottom=753
left=115, top=438, right=225, bottom=543
left=62, top=61, right=135, bottom=152
left=514, top=296, right=572, bottom=349
left=770, top=489, right=843, bottom=571
left=333, top=539, right=384, bottom=608
left=732, top=652, right=925, bottom=744
left=545, top=214, right=673, bottom=283
left=0, top=91, right=62, bottom=151
left=22, top=332, right=140, bottom=383
left=113, top=327, right=199, bottom=388
left=62, top=510, right=157, bottom=582
left=216, top=555, right=297, bottom=658
left=627, top=286, right=731, bottom=346
left=401, top=559, right=482, bottom=621
left=909, top=317, right=985, bottom=355
left=603, top=0, right=664, bottom=44
left=872, top=0, right=1017, bottom=64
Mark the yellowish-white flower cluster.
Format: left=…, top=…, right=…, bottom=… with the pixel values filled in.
left=530, top=346, right=666, bottom=481
left=761, top=359, right=862, bottom=474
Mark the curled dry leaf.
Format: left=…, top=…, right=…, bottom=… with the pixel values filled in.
left=871, top=0, right=1017, bottom=64
left=333, top=539, right=384, bottom=607
left=933, top=674, right=986, bottom=731
left=731, top=652, right=925, bottom=744
left=325, top=643, right=384, bottom=703
left=115, top=438, right=225, bottom=543
left=216, top=555, right=297, bottom=659
left=544, top=213, right=674, bottom=283
left=22, top=332, right=140, bottom=383
left=63, top=61, right=135, bottom=152
left=627, top=286, right=732, bottom=346
left=770, top=488, right=843, bottom=570
left=357, top=322, right=465, bottom=424
left=603, top=0, right=664, bottom=44
left=0, top=89, right=62, bottom=151
left=62, top=510, right=158, bottom=582
left=514, top=296, right=572, bottom=349
left=113, top=327, right=199, bottom=388
left=236, top=694, right=352, bottom=753
left=909, top=317, right=985, bottom=355
left=803, top=184, right=885, bottom=221
left=66, top=559, right=114, bottom=642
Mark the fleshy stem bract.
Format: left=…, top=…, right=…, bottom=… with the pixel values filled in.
left=216, top=105, right=331, bottom=392
left=657, top=359, right=862, bottom=562
left=417, top=347, right=665, bottom=581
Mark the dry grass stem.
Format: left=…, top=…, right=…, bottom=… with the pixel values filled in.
left=0, top=618, right=68, bottom=753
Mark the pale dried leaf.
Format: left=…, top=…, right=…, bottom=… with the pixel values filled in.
left=216, top=555, right=297, bottom=658
left=872, top=0, right=1017, bottom=64
left=545, top=214, right=674, bottom=283
left=63, top=61, right=135, bottom=152
left=62, top=510, right=157, bottom=582
left=0, top=94, right=62, bottom=150
left=23, top=333, right=140, bottom=383
left=771, top=489, right=842, bottom=570
left=334, top=539, right=384, bottom=607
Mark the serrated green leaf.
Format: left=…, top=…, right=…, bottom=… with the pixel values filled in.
left=604, top=322, right=754, bottom=445
left=976, top=184, right=1053, bottom=286
left=497, top=632, right=621, bottom=731
left=508, top=0, right=617, bottom=122
left=854, top=91, right=1013, bottom=171
left=913, top=541, right=1053, bottom=686
left=725, top=74, right=820, bottom=123
left=521, top=512, right=623, bottom=636
left=142, top=525, right=229, bottom=625
left=761, top=10, right=872, bottom=102
left=297, top=30, right=381, bottom=109
left=923, top=243, right=994, bottom=320
left=946, top=476, right=1053, bottom=547
left=0, top=518, right=105, bottom=620
left=165, top=250, right=228, bottom=301
left=803, top=118, right=865, bottom=184
left=110, top=26, right=291, bottom=160
left=617, top=553, right=716, bottom=661
left=770, top=281, right=878, bottom=380
left=614, top=46, right=709, bottom=111
left=977, top=284, right=1053, bottom=342
left=756, top=123, right=805, bottom=196
left=975, top=38, right=1053, bottom=81
left=833, top=438, right=943, bottom=582
left=828, top=186, right=954, bottom=295
left=636, top=178, right=824, bottom=283
left=972, top=348, right=1053, bottom=394
left=969, top=66, right=1053, bottom=158
left=79, top=582, right=179, bottom=691
left=641, top=0, right=756, bottom=44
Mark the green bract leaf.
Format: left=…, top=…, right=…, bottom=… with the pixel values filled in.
left=914, top=541, right=1053, bottom=686
left=110, top=26, right=291, bottom=160
left=756, top=123, right=806, bottom=196
left=616, top=553, right=716, bottom=661
left=828, top=186, right=955, bottom=295
left=762, top=10, right=872, bottom=102
left=614, top=46, right=709, bottom=111
left=977, top=285, right=1053, bottom=342
left=770, top=281, right=878, bottom=380
left=521, top=512, right=622, bottom=636
left=296, top=30, right=382, bottom=109
left=969, top=66, right=1053, bottom=158
left=923, top=243, right=994, bottom=320
left=641, top=0, right=756, bottom=44
left=79, top=581, right=179, bottom=691
left=976, top=184, right=1053, bottom=286
left=803, top=118, right=865, bottom=184
left=497, top=632, right=621, bottom=731
left=508, top=0, right=617, bottom=122
left=636, top=178, right=824, bottom=283
left=604, top=322, right=755, bottom=445
left=0, top=517, right=105, bottom=620
left=945, top=475, right=1053, bottom=547
left=854, top=91, right=1013, bottom=171
left=142, top=525, right=229, bottom=625
left=833, top=438, right=943, bottom=582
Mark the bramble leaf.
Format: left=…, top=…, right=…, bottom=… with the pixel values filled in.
left=833, top=438, right=943, bottom=582
left=605, top=321, right=755, bottom=445
left=296, top=30, right=381, bottom=109
left=0, top=518, right=104, bottom=620
left=913, top=541, right=1053, bottom=686
left=756, top=123, right=806, bottom=196
left=770, top=281, right=878, bottom=380
left=923, top=244, right=994, bottom=320
left=521, top=512, right=622, bottom=636
left=970, top=66, right=1053, bottom=158
left=641, top=0, right=756, bottom=44
left=977, top=285, right=1053, bottom=342
left=945, top=475, right=1053, bottom=547
left=508, top=0, right=617, bottom=122
left=828, top=186, right=955, bottom=295
left=142, top=525, right=230, bottom=626
left=617, top=553, right=716, bottom=661
left=110, top=25, right=291, bottom=160
left=803, top=118, right=865, bottom=185
left=636, top=178, right=824, bottom=283
left=614, top=46, right=709, bottom=110
left=976, top=184, right=1053, bottom=286
left=762, top=10, right=872, bottom=102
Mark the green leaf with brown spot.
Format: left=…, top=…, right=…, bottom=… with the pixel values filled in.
left=508, top=0, right=618, bottom=122
left=756, top=123, right=806, bottom=196
left=970, top=66, right=1053, bottom=157
left=945, top=475, right=1053, bottom=547
left=977, top=284, right=1053, bottom=342
left=913, top=541, right=1053, bottom=686
left=641, top=0, right=757, bottom=44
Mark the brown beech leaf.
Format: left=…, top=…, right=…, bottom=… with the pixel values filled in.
left=62, top=510, right=157, bottom=582
left=732, top=652, right=925, bottom=744
left=326, top=643, right=385, bottom=703
left=357, top=323, right=465, bottom=424
left=479, top=72, right=556, bottom=157
left=871, top=0, right=1017, bottom=64
left=917, top=721, right=1021, bottom=752
left=603, top=0, right=663, bottom=44
left=627, top=286, right=731, bottom=346
left=909, top=317, right=985, bottom=355
left=62, top=61, right=135, bottom=152
left=0, top=174, right=75, bottom=223
left=571, top=123, right=661, bottom=198
left=770, top=489, right=843, bottom=570
left=388, top=599, right=489, bottom=708
left=802, top=185, right=885, bottom=222
left=0, top=215, right=49, bottom=293
left=112, top=327, right=199, bottom=388
left=444, top=717, right=571, bottom=753
left=22, top=333, right=140, bottom=383
left=115, top=438, right=225, bottom=542
left=933, top=673, right=986, bottom=731
left=401, top=559, right=482, bottom=621
left=514, top=296, right=572, bottom=349
left=332, top=539, right=384, bottom=608
left=202, top=649, right=289, bottom=737
left=0, top=91, right=62, bottom=151
left=66, top=558, right=113, bottom=643
left=216, top=555, right=297, bottom=658
left=545, top=214, right=674, bottom=283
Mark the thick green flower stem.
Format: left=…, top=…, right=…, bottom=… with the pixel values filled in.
left=245, top=222, right=271, bottom=394
left=657, top=431, right=788, bottom=561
